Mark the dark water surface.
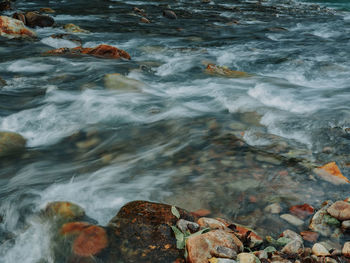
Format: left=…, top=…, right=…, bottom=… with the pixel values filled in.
left=0, top=0, right=350, bottom=261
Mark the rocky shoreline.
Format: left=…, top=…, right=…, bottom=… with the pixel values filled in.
left=11, top=199, right=348, bottom=263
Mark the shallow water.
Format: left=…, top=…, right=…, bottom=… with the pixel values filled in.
left=0, top=0, right=350, bottom=262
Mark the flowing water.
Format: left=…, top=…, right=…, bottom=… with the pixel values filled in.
left=1, top=0, right=350, bottom=262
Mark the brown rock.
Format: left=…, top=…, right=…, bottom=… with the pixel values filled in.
left=0, top=0, right=11, bottom=11
left=45, top=45, right=131, bottom=60
left=0, top=15, right=37, bottom=39
left=140, top=17, right=150, bottom=23
left=107, top=200, right=196, bottom=263
left=197, top=217, right=227, bottom=230
left=186, top=229, right=243, bottom=263
left=191, top=209, right=211, bottom=217
left=289, top=204, right=314, bottom=219
left=327, top=201, right=350, bottom=221
left=39, top=7, right=55, bottom=13
left=343, top=242, right=350, bottom=258
left=205, top=64, right=251, bottom=78
left=64, top=23, right=90, bottom=33
left=44, top=201, right=85, bottom=220
left=24, top=11, right=54, bottom=27
left=163, top=10, right=177, bottom=19
left=300, top=231, right=319, bottom=243
left=0, top=131, right=26, bottom=157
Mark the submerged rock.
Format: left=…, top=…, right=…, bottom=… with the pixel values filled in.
left=289, top=204, right=314, bottom=219
left=314, top=162, right=349, bottom=185
left=163, top=10, right=177, bottom=19
left=0, top=131, right=26, bottom=157
left=0, top=16, right=37, bottom=39
left=280, top=214, right=304, bottom=227
left=205, top=64, right=251, bottom=78
left=44, top=201, right=85, bottom=221
left=108, top=200, right=196, bottom=263
left=45, top=45, right=131, bottom=60
left=64, top=23, right=90, bottom=33
left=39, top=7, right=55, bottom=13
left=0, top=77, right=6, bottom=86
left=50, top=33, right=82, bottom=46
left=104, top=74, right=143, bottom=91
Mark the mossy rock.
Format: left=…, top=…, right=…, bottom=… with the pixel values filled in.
left=0, top=131, right=26, bottom=157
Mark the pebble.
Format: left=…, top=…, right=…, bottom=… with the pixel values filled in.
left=237, top=253, right=256, bottom=263
left=341, top=220, right=350, bottom=232
left=342, top=242, right=350, bottom=258
left=312, top=243, right=330, bottom=257
left=281, top=230, right=303, bottom=243
left=327, top=201, right=350, bottom=221
left=280, top=214, right=304, bottom=226
left=197, top=217, right=227, bottom=230
left=176, top=219, right=199, bottom=233
left=264, top=203, right=282, bottom=214
left=281, top=240, right=303, bottom=255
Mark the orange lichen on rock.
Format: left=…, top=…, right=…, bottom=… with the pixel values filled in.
left=0, top=15, right=37, bottom=39
left=44, top=44, right=131, bottom=60
left=314, top=162, right=349, bottom=185
left=72, top=225, right=108, bottom=257
left=205, top=64, right=251, bottom=78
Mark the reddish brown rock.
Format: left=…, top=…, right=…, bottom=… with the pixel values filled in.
left=45, top=45, right=131, bottom=60
left=186, top=229, right=243, bottom=263
left=0, top=15, right=37, bottom=39
left=300, top=231, right=319, bottom=243
left=289, top=204, right=314, bottom=219
left=73, top=225, right=108, bottom=257
left=191, top=209, right=211, bottom=217
left=107, top=200, right=196, bottom=263
left=61, top=222, right=91, bottom=236
left=327, top=201, right=350, bottom=221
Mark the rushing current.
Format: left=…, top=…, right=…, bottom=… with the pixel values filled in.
left=0, top=0, right=350, bottom=262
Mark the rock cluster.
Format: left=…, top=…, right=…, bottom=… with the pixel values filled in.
left=40, top=199, right=350, bottom=263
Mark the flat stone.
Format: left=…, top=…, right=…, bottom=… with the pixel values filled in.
left=342, top=242, right=350, bottom=258
left=312, top=243, right=330, bottom=257
left=327, top=201, right=350, bottom=221
left=280, top=214, right=304, bottom=227
left=264, top=203, right=282, bottom=214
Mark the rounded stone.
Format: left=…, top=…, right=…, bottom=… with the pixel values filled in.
left=327, top=201, right=350, bottom=221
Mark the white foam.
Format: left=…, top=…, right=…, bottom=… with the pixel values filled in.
left=7, top=60, right=54, bottom=73
left=41, top=37, right=79, bottom=49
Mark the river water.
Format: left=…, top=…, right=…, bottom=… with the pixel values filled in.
left=0, top=0, right=350, bottom=262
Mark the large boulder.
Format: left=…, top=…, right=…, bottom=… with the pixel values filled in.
left=0, top=131, right=26, bottom=157
left=107, top=200, right=196, bottom=263
left=0, top=16, right=37, bottom=39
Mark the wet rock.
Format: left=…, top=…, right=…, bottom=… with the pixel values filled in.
left=327, top=201, right=350, bottom=221
left=289, top=204, right=314, bottom=219
left=50, top=33, right=82, bottom=46
left=45, top=45, right=131, bottom=60
left=281, top=240, right=303, bottom=256
left=280, top=214, right=304, bottom=227
left=0, top=131, right=26, bottom=157
left=24, top=11, right=54, bottom=27
left=104, top=74, right=143, bottom=91
left=300, top=231, right=319, bottom=243
left=281, top=230, right=303, bottom=243
left=140, top=17, right=150, bottom=23
left=176, top=219, right=199, bottom=233
left=236, top=253, right=256, bottom=263
left=186, top=229, right=243, bottom=263
left=205, top=64, right=251, bottom=78
left=108, top=200, right=196, bottom=263
left=312, top=243, right=330, bottom=257
left=64, top=23, right=90, bottom=33
left=264, top=203, right=282, bottom=214
left=0, top=77, right=6, bottom=86
left=163, top=10, right=177, bottom=19
left=342, top=242, right=350, bottom=258
left=0, top=0, right=11, bottom=11
left=309, top=201, right=333, bottom=236
left=314, top=162, right=349, bottom=185
left=197, top=217, right=227, bottom=230
left=341, top=220, right=350, bottom=233
left=12, top=12, right=26, bottom=24
left=44, top=201, right=85, bottom=221
left=39, top=7, right=55, bottom=13
left=0, top=15, right=37, bottom=39
left=209, top=258, right=236, bottom=263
